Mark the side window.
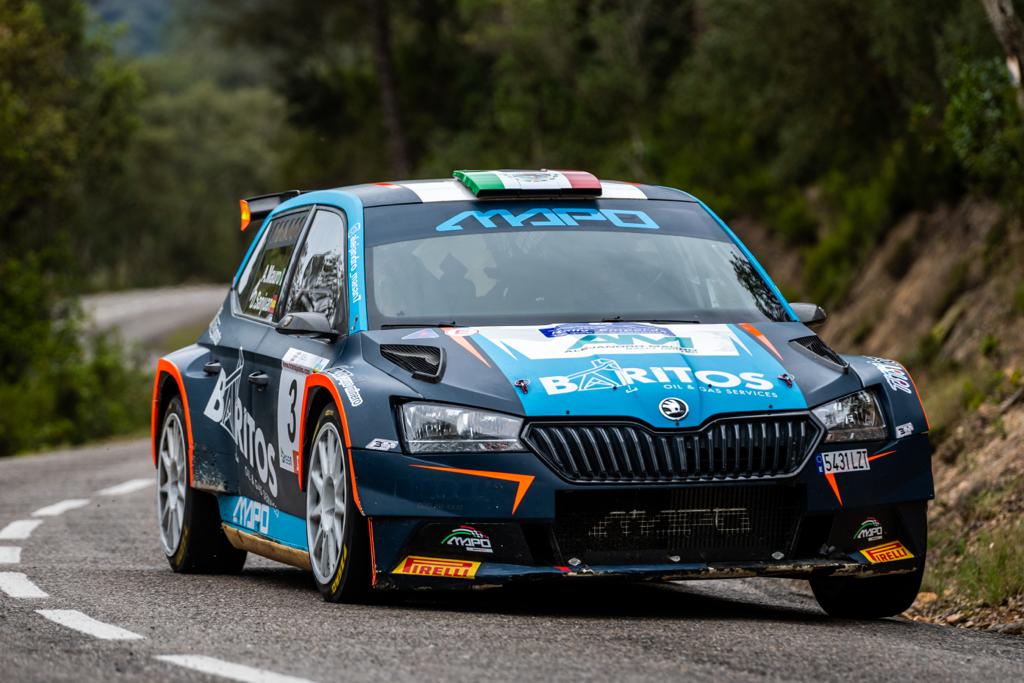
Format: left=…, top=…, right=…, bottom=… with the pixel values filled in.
left=237, top=211, right=307, bottom=321
left=282, top=210, right=346, bottom=325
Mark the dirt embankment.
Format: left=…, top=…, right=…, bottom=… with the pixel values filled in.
left=740, top=197, right=1024, bottom=632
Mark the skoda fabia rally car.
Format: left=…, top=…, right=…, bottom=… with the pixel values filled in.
left=151, top=169, right=932, bottom=617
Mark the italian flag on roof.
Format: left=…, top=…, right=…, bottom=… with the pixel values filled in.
left=453, top=169, right=602, bottom=197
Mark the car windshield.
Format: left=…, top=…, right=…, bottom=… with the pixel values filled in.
left=364, top=200, right=789, bottom=327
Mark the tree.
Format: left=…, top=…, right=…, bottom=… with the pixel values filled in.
left=979, top=0, right=1024, bottom=112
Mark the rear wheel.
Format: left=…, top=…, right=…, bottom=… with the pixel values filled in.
left=157, top=395, right=246, bottom=574
left=810, top=562, right=925, bottom=619
left=305, top=405, right=371, bottom=602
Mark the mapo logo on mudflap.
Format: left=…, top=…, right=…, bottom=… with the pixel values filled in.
left=441, top=526, right=493, bottom=554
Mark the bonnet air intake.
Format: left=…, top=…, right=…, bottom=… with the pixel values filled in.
left=380, top=344, right=446, bottom=383
left=792, top=336, right=848, bottom=369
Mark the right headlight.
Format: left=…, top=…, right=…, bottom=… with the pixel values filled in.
left=400, top=402, right=524, bottom=453
left=812, top=390, right=887, bottom=443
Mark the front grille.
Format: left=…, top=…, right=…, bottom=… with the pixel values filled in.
left=554, top=485, right=803, bottom=564
left=523, top=415, right=821, bottom=484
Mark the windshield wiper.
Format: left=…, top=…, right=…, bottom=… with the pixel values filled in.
left=601, top=316, right=702, bottom=324
left=380, top=321, right=459, bottom=329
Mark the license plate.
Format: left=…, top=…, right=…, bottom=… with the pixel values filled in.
left=816, top=449, right=870, bottom=474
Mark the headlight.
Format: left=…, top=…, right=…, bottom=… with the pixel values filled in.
left=812, top=391, right=887, bottom=442
left=400, top=402, right=524, bottom=453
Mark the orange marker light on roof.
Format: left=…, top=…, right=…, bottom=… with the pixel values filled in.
left=239, top=199, right=251, bottom=232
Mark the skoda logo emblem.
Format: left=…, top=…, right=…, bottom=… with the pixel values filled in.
left=659, top=397, right=689, bottom=421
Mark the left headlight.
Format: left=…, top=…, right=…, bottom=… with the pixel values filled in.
left=812, top=390, right=887, bottom=443
left=400, top=402, right=524, bottom=453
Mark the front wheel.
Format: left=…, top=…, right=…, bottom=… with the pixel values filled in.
left=305, top=405, right=372, bottom=602
left=157, top=396, right=246, bottom=574
left=810, top=562, right=925, bottom=619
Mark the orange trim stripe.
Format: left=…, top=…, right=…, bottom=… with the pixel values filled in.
left=367, top=518, right=377, bottom=586
left=868, top=449, right=896, bottom=462
left=410, top=464, right=534, bottom=514
left=445, top=331, right=491, bottom=367
left=738, top=322, right=784, bottom=361
left=297, top=374, right=362, bottom=513
left=153, top=359, right=196, bottom=486
left=825, top=472, right=843, bottom=507
left=904, top=367, right=931, bottom=431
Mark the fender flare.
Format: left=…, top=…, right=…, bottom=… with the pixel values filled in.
left=296, top=373, right=363, bottom=514
left=151, top=358, right=196, bottom=486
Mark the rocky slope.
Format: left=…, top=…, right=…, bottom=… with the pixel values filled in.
left=737, top=196, right=1024, bottom=631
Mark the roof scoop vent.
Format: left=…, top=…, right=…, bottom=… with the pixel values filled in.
left=380, top=344, right=446, bottom=383
left=792, top=336, right=848, bottom=369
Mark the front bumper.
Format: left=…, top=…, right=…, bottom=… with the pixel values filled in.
left=352, top=433, right=932, bottom=588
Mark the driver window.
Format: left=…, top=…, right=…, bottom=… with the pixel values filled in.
left=282, top=209, right=346, bottom=325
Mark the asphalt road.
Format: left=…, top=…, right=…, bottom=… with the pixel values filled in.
left=82, top=285, right=227, bottom=348
left=1, top=440, right=1023, bottom=682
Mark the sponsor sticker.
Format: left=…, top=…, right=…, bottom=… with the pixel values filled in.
left=435, top=207, right=660, bottom=233
left=538, top=358, right=776, bottom=397
left=854, top=517, right=884, bottom=543
left=816, top=449, right=870, bottom=475
left=896, top=422, right=914, bottom=438
left=328, top=367, right=363, bottom=407
left=441, top=526, right=493, bottom=554
left=860, top=540, right=914, bottom=564
left=203, top=348, right=279, bottom=497
left=402, top=328, right=439, bottom=340
left=232, top=496, right=270, bottom=535
left=365, top=438, right=399, bottom=452
left=277, top=348, right=331, bottom=473
left=866, top=356, right=913, bottom=395
left=207, top=312, right=222, bottom=346
left=490, top=325, right=740, bottom=360
left=392, top=556, right=480, bottom=579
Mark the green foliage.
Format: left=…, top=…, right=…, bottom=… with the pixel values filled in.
left=1014, top=283, right=1024, bottom=314
left=943, top=58, right=1024, bottom=203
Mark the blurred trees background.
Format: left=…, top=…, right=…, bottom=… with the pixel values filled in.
left=1, top=0, right=1022, bottom=453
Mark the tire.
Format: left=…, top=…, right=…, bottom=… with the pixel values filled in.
left=157, top=395, right=246, bottom=574
left=305, top=404, right=372, bottom=602
left=810, top=561, right=925, bottom=619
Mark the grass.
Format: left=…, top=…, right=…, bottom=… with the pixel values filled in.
left=958, top=522, right=1024, bottom=605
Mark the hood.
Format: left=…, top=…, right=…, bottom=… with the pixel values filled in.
left=365, top=321, right=861, bottom=428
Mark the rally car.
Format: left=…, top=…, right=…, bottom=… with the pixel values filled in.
left=151, top=169, right=932, bottom=617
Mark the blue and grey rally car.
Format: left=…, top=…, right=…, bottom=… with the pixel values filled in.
left=151, top=169, right=932, bottom=617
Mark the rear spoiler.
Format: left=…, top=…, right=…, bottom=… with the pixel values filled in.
left=240, top=190, right=303, bottom=231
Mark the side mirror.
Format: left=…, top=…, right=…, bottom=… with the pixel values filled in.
left=276, top=312, right=339, bottom=341
left=791, top=302, right=827, bottom=327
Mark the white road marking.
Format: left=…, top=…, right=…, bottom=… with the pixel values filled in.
left=96, top=478, right=153, bottom=496
left=36, top=610, right=144, bottom=640
left=32, top=499, right=90, bottom=517
left=155, top=655, right=317, bottom=683
left=0, top=519, right=42, bottom=540
left=0, top=572, right=48, bottom=598
left=0, top=547, right=22, bottom=564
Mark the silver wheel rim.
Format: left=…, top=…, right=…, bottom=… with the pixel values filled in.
left=157, top=411, right=187, bottom=556
left=306, top=422, right=347, bottom=584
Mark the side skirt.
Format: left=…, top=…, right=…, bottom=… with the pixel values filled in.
left=221, top=524, right=311, bottom=571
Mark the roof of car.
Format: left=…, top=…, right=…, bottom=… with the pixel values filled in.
left=344, top=178, right=698, bottom=207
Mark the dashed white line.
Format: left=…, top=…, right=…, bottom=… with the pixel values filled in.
left=0, top=572, right=48, bottom=598
left=32, top=499, right=90, bottom=517
left=155, top=655, right=317, bottom=683
left=0, top=519, right=43, bottom=540
left=96, top=478, right=153, bottom=496
left=0, top=547, right=22, bottom=564
left=36, top=610, right=144, bottom=640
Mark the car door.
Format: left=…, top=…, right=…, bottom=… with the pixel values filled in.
left=210, top=208, right=309, bottom=508
left=250, top=207, right=348, bottom=518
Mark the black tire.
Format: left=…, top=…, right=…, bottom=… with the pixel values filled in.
left=158, top=396, right=247, bottom=574
left=306, top=405, right=373, bottom=602
left=810, top=561, right=925, bottom=619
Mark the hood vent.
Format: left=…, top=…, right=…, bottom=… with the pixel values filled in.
left=380, top=344, right=446, bottom=383
left=792, top=336, right=848, bottom=368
